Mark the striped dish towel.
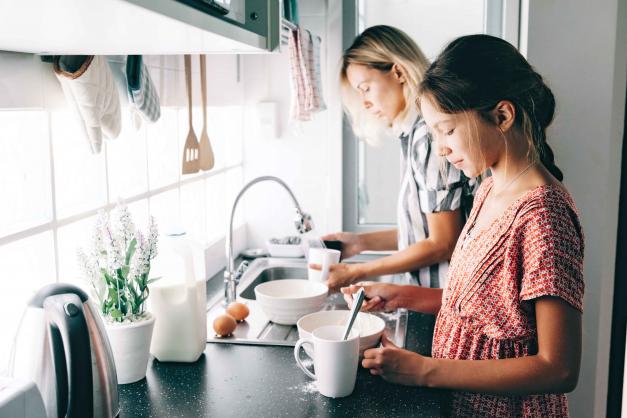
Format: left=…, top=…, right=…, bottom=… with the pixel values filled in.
left=288, top=28, right=326, bottom=121
left=126, top=55, right=161, bottom=124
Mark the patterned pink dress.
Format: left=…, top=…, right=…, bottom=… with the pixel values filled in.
left=432, top=177, right=585, bottom=417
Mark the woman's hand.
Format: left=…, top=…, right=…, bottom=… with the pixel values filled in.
left=308, top=262, right=363, bottom=291
left=340, top=282, right=405, bottom=312
left=322, top=232, right=364, bottom=259
left=362, top=334, right=429, bottom=386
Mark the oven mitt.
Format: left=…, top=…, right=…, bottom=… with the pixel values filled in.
left=54, top=55, right=121, bottom=154
left=126, top=55, right=161, bottom=126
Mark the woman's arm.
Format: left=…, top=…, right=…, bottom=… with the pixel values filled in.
left=357, top=229, right=399, bottom=252
left=364, top=297, right=582, bottom=395
left=320, top=209, right=463, bottom=290
left=356, top=209, right=462, bottom=278
left=321, top=229, right=398, bottom=260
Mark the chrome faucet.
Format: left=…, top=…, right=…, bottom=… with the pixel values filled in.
left=224, top=176, right=314, bottom=305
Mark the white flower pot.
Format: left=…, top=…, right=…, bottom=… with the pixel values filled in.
left=105, top=313, right=155, bottom=384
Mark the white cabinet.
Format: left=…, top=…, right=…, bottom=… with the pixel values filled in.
left=0, top=0, right=280, bottom=54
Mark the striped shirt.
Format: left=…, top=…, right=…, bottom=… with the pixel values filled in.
left=397, top=116, right=476, bottom=289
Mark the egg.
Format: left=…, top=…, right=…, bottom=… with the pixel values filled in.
left=213, top=314, right=237, bottom=337
left=226, top=302, right=250, bottom=322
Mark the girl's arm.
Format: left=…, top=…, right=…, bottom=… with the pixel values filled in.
left=364, top=296, right=582, bottom=395
left=341, top=283, right=443, bottom=315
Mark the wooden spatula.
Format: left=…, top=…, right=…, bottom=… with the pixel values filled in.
left=181, top=54, right=200, bottom=175
left=198, top=55, right=215, bottom=171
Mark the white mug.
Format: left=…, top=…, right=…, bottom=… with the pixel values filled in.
left=308, top=248, right=341, bottom=283
left=294, top=325, right=360, bottom=398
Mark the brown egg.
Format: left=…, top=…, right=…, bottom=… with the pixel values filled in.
left=226, top=302, right=250, bottom=322
left=213, top=314, right=237, bottom=337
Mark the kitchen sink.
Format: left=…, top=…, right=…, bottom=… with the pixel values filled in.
left=206, top=257, right=409, bottom=348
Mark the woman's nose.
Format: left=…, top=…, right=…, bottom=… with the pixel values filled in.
left=437, top=144, right=451, bottom=157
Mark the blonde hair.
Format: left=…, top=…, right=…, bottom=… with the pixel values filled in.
left=340, top=25, right=430, bottom=145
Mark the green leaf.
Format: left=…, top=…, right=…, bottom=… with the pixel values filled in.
left=110, top=309, right=123, bottom=319
left=125, top=238, right=137, bottom=266
left=121, top=266, right=130, bottom=278
left=102, top=269, right=115, bottom=285
left=147, top=276, right=161, bottom=284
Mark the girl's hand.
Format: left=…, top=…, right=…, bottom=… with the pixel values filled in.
left=340, top=282, right=404, bottom=312
left=321, top=232, right=364, bottom=259
left=308, top=263, right=362, bottom=291
left=362, top=334, right=428, bottom=386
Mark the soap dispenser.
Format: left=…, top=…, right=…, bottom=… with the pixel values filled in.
left=149, top=229, right=207, bottom=362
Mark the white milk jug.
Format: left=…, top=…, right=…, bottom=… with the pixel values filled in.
left=149, top=231, right=207, bottom=362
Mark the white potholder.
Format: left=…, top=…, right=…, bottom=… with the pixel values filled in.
left=54, top=55, right=121, bottom=154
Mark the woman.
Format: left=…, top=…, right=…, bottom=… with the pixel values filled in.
left=313, top=25, right=475, bottom=291
left=343, top=34, right=584, bottom=417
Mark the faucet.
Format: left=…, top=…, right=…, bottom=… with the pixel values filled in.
left=224, top=176, right=314, bottom=305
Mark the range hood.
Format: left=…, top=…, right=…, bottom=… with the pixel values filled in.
left=0, top=0, right=280, bottom=54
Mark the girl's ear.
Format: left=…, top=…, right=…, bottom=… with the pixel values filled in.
left=391, top=63, right=406, bottom=84
left=492, top=100, right=516, bottom=132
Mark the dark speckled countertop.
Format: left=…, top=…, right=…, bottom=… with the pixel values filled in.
left=118, top=259, right=446, bottom=418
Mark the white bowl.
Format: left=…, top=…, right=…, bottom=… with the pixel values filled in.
left=254, top=279, right=327, bottom=325
left=297, top=310, right=385, bottom=357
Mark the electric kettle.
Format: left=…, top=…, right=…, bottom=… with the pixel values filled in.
left=9, top=283, right=119, bottom=418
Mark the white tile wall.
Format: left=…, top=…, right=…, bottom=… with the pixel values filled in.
left=0, top=111, right=52, bottom=236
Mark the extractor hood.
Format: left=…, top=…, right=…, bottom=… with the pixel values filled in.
left=0, top=0, right=280, bottom=54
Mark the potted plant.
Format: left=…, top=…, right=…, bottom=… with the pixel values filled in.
left=78, top=204, right=159, bottom=384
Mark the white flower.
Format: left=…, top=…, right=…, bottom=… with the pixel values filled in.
left=77, top=248, right=105, bottom=304
left=130, top=231, right=149, bottom=279
left=146, top=216, right=159, bottom=261
left=113, top=204, right=136, bottom=247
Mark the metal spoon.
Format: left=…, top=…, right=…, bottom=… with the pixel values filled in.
left=343, top=288, right=366, bottom=340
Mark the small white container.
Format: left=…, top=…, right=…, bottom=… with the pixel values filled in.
left=106, top=314, right=155, bottom=384
left=266, top=239, right=304, bottom=258
left=149, top=232, right=207, bottom=363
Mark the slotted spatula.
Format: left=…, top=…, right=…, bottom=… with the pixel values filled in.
left=181, top=54, right=200, bottom=175
left=198, top=55, right=215, bottom=171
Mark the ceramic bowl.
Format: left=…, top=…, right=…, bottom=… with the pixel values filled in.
left=254, top=279, right=327, bottom=325
left=296, top=310, right=385, bottom=357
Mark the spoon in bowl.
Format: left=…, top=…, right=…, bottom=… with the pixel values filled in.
left=343, top=288, right=366, bottom=340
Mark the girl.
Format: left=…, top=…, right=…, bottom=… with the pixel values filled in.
left=312, top=25, right=475, bottom=292
left=343, top=34, right=584, bottom=417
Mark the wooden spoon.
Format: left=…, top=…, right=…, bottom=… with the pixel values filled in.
left=198, top=54, right=215, bottom=171
left=181, top=54, right=200, bottom=175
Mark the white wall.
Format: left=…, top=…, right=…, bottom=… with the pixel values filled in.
left=524, top=0, right=626, bottom=416
left=239, top=0, right=343, bottom=248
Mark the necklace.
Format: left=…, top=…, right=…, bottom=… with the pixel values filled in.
left=492, top=161, right=537, bottom=197
left=462, top=161, right=536, bottom=248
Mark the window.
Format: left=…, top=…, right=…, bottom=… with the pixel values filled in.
left=0, top=55, right=244, bottom=372
left=342, top=0, right=521, bottom=232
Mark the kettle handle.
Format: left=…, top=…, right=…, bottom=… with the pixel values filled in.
left=44, top=293, right=94, bottom=418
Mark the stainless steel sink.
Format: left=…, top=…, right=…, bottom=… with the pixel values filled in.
left=206, top=257, right=409, bottom=348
